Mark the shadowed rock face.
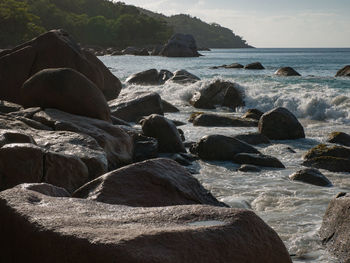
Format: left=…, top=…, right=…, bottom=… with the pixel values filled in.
left=0, top=29, right=121, bottom=103
left=190, top=134, right=260, bottom=161
left=327, top=131, right=350, bottom=147
left=160, top=33, right=200, bottom=57
left=20, top=68, right=112, bottom=122
left=258, top=107, right=305, bottom=140
left=73, top=158, right=226, bottom=207
left=0, top=186, right=292, bottom=263
left=335, top=65, right=350, bottom=77
left=320, top=193, right=350, bottom=262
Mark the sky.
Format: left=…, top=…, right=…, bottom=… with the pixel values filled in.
left=122, top=0, right=350, bottom=48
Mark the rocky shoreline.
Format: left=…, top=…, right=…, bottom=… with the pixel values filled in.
left=1, top=29, right=350, bottom=262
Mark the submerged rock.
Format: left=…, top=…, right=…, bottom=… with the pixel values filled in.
left=142, top=114, right=186, bottom=153
left=327, top=131, right=350, bottom=147
left=259, top=107, right=305, bottom=140
left=335, top=65, right=350, bottom=77
left=289, top=168, right=332, bottom=187
left=233, top=153, right=285, bottom=168
left=160, top=33, right=200, bottom=57
left=21, top=68, right=112, bottom=122
left=275, top=67, right=301, bottom=76
left=244, top=62, right=265, bottom=70
left=190, top=135, right=260, bottom=161
left=0, top=186, right=292, bottom=263
left=73, top=158, right=225, bottom=207
left=320, top=193, right=350, bottom=262
left=225, top=63, right=244, bottom=69
left=109, top=92, right=163, bottom=122
left=189, top=80, right=244, bottom=110
left=238, top=164, right=262, bottom=172
left=192, top=113, right=257, bottom=127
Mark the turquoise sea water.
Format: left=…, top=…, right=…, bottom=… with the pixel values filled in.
left=100, top=49, right=350, bottom=262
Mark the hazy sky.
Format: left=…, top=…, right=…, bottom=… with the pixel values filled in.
left=122, top=0, right=350, bottom=48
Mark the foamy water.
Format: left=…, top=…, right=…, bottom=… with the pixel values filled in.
left=100, top=48, right=350, bottom=262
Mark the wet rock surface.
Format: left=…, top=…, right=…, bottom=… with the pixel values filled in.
left=0, top=186, right=292, bottom=263
left=327, top=131, right=350, bottom=147
left=192, top=113, right=258, bottom=127
left=289, top=168, right=332, bottom=187
left=275, top=67, right=301, bottom=76
left=233, top=153, right=285, bottom=168
left=335, top=65, right=350, bottom=77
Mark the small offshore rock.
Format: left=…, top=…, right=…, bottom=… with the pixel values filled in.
left=244, top=62, right=265, bottom=70
left=239, top=164, right=262, bottom=173
left=327, top=132, right=350, bottom=147
left=233, top=153, right=285, bottom=168
left=192, top=113, right=257, bottom=127
left=335, top=65, right=350, bottom=77
left=289, top=168, right=332, bottom=187
left=275, top=67, right=301, bottom=76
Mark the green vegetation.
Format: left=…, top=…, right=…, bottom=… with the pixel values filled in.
left=0, top=0, right=172, bottom=47
left=139, top=9, right=252, bottom=48
left=0, top=0, right=251, bottom=49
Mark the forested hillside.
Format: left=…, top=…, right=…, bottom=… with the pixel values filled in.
left=0, top=0, right=252, bottom=48
left=0, top=0, right=172, bottom=47
left=139, top=10, right=252, bottom=48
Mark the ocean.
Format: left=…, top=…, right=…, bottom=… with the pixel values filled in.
left=100, top=48, right=350, bottom=262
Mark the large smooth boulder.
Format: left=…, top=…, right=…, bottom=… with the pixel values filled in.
left=126, top=69, right=160, bottom=85
left=233, top=153, right=285, bottom=168
left=142, top=114, right=186, bottom=153
left=167, top=69, right=200, bottom=84
left=320, top=193, right=350, bottom=262
left=327, top=131, right=350, bottom=147
left=0, top=29, right=121, bottom=103
left=244, top=62, right=265, bottom=70
left=21, top=68, right=112, bottom=122
left=225, top=63, right=244, bottom=69
left=0, top=187, right=292, bottom=263
left=275, top=67, right=301, bottom=76
left=33, top=109, right=134, bottom=170
left=303, top=144, right=350, bottom=172
left=160, top=33, right=200, bottom=57
left=190, top=135, right=260, bottom=161
left=258, top=107, right=305, bottom=140
left=109, top=92, right=163, bottom=122
left=289, top=168, right=332, bottom=187
left=189, top=80, right=245, bottom=109
left=73, top=158, right=226, bottom=207
left=0, top=143, right=44, bottom=190
left=192, top=113, right=257, bottom=127
left=335, top=65, right=350, bottom=77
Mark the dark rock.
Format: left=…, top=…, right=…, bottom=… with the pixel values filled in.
left=132, top=134, right=158, bottom=162
left=178, top=128, right=185, bottom=141
left=192, top=113, right=258, bottom=127
left=258, top=107, right=305, bottom=140
left=303, top=157, right=350, bottom=173
left=190, top=135, right=260, bottom=161
left=0, top=143, right=44, bottom=190
left=225, top=63, right=244, bottom=69
left=0, top=101, right=23, bottom=113
left=33, top=109, right=134, bottom=171
left=239, top=165, right=262, bottom=172
left=44, top=151, right=89, bottom=194
left=137, top=48, right=149, bottom=56
left=335, top=65, right=350, bottom=77
left=244, top=62, right=265, bottom=70
left=74, top=158, right=223, bottom=207
left=171, top=120, right=186, bottom=126
left=327, top=132, right=350, bottom=147
left=167, top=69, right=200, bottom=84
left=110, top=116, right=131, bottom=126
left=233, top=153, right=285, bottom=168
left=275, top=67, right=301, bottom=76
left=16, top=183, right=71, bottom=197
left=162, top=100, right=179, bottom=112
left=242, top=109, right=264, bottom=120
left=122, top=47, right=148, bottom=56
left=233, top=133, right=270, bottom=145
left=126, top=69, right=160, bottom=85
left=109, top=92, right=163, bottom=122
left=303, top=144, right=350, bottom=160
left=150, top=45, right=163, bottom=56
left=0, top=187, right=292, bottom=263
left=111, top=50, right=122, bottom=56
left=142, top=114, right=186, bottom=153
left=160, top=33, right=200, bottom=57
left=320, top=193, right=350, bottom=262
left=0, top=129, right=36, bottom=147
left=189, top=80, right=244, bottom=109
left=21, top=68, right=112, bottom=122
left=0, top=29, right=121, bottom=103
left=158, top=69, right=174, bottom=83
left=289, top=168, right=332, bottom=187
